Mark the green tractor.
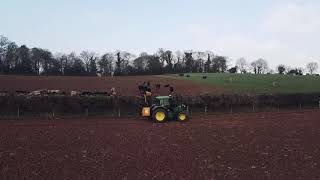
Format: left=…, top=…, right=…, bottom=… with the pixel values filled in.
left=142, top=95, right=189, bottom=123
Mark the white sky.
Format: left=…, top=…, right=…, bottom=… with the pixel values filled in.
left=1, top=0, right=319, bottom=72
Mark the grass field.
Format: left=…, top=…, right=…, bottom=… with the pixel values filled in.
left=168, top=73, right=320, bottom=94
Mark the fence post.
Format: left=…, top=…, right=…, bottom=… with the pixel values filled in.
left=86, top=108, right=89, bottom=116
left=118, top=107, right=121, bottom=118
left=17, top=106, right=20, bottom=119
left=204, top=106, right=207, bottom=116
left=252, top=103, right=255, bottom=112
left=230, top=104, right=233, bottom=114
left=52, top=109, right=55, bottom=118
left=318, top=98, right=320, bottom=110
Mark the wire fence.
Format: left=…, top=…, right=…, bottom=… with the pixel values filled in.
left=1, top=94, right=320, bottom=120
left=188, top=103, right=320, bottom=116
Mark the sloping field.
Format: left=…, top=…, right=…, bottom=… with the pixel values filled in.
left=2, top=74, right=320, bottom=95
left=0, top=110, right=319, bottom=179
left=0, top=75, right=220, bottom=96
left=169, top=73, right=320, bottom=94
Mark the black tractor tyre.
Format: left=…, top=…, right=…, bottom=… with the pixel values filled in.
left=152, top=108, right=168, bottom=123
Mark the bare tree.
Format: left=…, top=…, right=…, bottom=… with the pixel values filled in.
left=114, top=51, right=135, bottom=75
left=163, top=50, right=174, bottom=71
left=251, top=58, right=268, bottom=74
left=184, top=51, right=194, bottom=73
left=175, top=51, right=183, bottom=64
left=236, top=58, right=247, bottom=74
left=99, top=53, right=114, bottom=76
left=306, top=62, right=318, bottom=74
left=251, top=61, right=257, bottom=74
left=157, top=48, right=166, bottom=68
left=133, top=53, right=148, bottom=72
left=157, top=49, right=174, bottom=72
left=55, top=53, right=67, bottom=75
left=212, top=56, right=227, bottom=73
left=173, top=51, right=184, bottom=73
left=0, top=36, right=9, bottom=55
left=0, top=35, right=9, bottom=73
left=204, top=51, right=214, bottom=73
left=194, top=51, right=206, bottom=73
left=80, top=51, right=96, bottom=73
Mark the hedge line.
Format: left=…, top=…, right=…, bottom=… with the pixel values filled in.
left=181, top=93, right=320, bottom=107
left=0, top=93, right=319, bottom=117
left=0, top=96, right=131, bottom=117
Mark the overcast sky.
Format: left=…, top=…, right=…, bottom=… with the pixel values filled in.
left=1, top=0, right=319, bottom=70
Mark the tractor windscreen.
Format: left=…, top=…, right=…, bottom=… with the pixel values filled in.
left=153, top=98, right=161, bottom=106
left=153, top=96, right=170, bottom=107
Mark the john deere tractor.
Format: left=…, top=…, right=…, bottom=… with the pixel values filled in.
left=141, top=95, right=189, bottom=123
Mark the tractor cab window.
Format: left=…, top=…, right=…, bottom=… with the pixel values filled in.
left=169, top=96, right=177, bottom=107
left=154, top=97, right=170, bottom=107
left=153, top=98, right=161, bottom=106
left=160, top=98, right=170, bottom=107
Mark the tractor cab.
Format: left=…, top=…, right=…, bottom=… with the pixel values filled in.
left=153, top=96, right=171, bottom=107
left=153, top=96, right=178, bottom=111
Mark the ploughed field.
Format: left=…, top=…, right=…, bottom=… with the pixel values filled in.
left=0, top=75, right=219, bottom=95
left=0, top=110, right=320, bottom=179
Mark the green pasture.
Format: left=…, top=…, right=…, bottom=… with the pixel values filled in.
left=167, top=73, right=320, bottom=94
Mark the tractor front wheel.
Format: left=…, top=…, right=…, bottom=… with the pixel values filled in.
left=152, top=108, right=167, bottom=123
left=177, top=112, right=188, bottom=122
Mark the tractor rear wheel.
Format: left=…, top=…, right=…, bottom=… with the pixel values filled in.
left=152, top=108, right=167, bottom=123
left=177, top=112, right=188, bottom=122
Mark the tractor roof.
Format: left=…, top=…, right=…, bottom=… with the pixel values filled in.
left=155, top=96, right=170, bottom=100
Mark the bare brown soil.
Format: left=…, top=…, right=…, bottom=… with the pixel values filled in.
left=0, top=75, right=219, bottom=95
left=0, top=110, right=320, bottom=179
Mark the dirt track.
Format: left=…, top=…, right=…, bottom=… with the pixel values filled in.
left=1, top=110, right=320, bottom=179
left=0, top=75, right=218, bottom=95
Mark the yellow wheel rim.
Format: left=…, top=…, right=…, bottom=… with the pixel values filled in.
left=155, top=111, right=165, bottom=122
left=179, top=113, right=186, bottom=121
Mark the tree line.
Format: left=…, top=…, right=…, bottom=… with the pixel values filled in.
left=0, top=35, right=318, bottom=76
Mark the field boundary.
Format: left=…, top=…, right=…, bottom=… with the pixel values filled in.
left=0, top=93, right=320, bottom=120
